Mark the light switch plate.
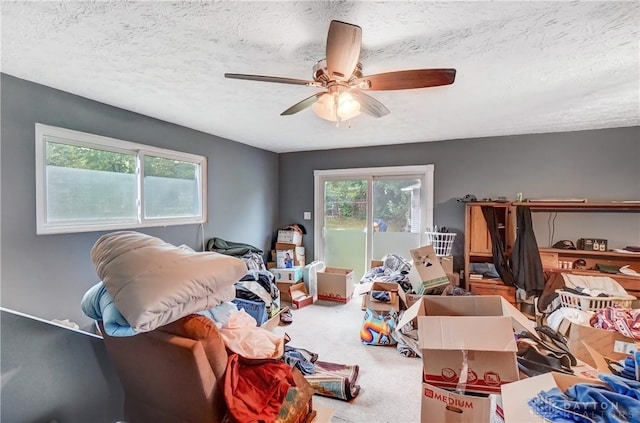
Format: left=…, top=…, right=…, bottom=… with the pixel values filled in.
left=303, top=212, right=311, bottom=220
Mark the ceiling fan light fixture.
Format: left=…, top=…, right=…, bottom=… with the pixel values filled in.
left=312, top=92, right=361, bottom=122
left=337, top=92, right=360, bottom=119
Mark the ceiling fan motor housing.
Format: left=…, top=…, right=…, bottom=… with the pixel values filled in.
left=313, top=60, right=363, bottom=85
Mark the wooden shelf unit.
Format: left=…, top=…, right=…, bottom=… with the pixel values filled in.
left=464, top=202, right=516, bottom=304
left=513, top=201, right=640, bottom=212
left=464, top=200, right=640, bottom=301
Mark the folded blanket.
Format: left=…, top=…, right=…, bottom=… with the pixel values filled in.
left=82, top=281, right=240, bottom=336
left=91, top=231, right=247, bottom=333
left=81, top=282, right=136, bottom=337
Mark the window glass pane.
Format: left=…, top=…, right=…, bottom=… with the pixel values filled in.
left=37, top=124, right=207, bottom=234
left=45, top=141, right=137, bottom=222
left=143, top=155, right=200, bottom=218
left=372, top=178, right=421, bottom=233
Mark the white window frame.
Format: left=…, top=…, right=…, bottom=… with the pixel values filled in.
left=313, top=165, right=434, bottom=263
left=35, top=123, right=207, bottom=235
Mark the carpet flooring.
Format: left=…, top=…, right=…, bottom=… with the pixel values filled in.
left=274, top=290, right=423, bottom=423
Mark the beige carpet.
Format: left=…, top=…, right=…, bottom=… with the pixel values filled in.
left=273, top=291, right=423, bottom=423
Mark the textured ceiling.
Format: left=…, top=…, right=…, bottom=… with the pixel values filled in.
left=2, top=1, right=639, bottom=153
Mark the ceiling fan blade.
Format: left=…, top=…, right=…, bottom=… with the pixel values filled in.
left=350, top=91, right=390, bottom=118
left=354, top=68, right=456, bottom=91
left=326, top=20, right=362, bottom=81
left=225, top=73, right=314, bottom=86
left=281, top=93, right=324, bottom=116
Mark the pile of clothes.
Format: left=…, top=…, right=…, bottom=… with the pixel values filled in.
left=360, top=253, right=412, bottom=293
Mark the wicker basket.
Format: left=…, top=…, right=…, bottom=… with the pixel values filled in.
left=555, top=289, right=636, bottom=312
left=425, top=231, right=456, bottom=256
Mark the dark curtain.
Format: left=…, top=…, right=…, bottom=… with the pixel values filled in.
left=481, top=206, right=516, bottom=287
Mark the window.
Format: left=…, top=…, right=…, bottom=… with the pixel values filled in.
left=314, top=165, right=434, bottom=278
left=35, top=124, right=206, bottom=235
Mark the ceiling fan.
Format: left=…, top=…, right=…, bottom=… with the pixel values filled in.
left=225, top=20, right=456, bottom=124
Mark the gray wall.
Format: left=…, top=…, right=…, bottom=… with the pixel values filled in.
left=1, top=308, right=124, bottom=423
left=0, top=74, right=279, bottom=330
left=279, top=127, right=640, bottom=269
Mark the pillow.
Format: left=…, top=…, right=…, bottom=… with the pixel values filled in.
left=91, top=231, right=248, bottom=333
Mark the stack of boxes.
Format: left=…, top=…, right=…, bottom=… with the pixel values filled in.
left=268, top=229, right=356, bottom=307
left=269, top=229, right=305, bottom=302
left=269, top=229, right=315, bottom=308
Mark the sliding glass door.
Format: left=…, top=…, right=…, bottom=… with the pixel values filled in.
left=314, top=166, right=434, bottom=280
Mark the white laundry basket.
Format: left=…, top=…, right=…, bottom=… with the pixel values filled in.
left=425, top=231, right=456, bottom=256
left=555, top=289, right=636, bottom=312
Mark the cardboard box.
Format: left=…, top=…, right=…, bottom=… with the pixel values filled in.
left=261, top=306, right=288, bottom=332
left=289, top=282, right=313, bottom=309
left=275, top=243, right=305, bottom=267
left=409, top=245, right=450, bottom=293
left=401, top=295, right=535, bottom=334
left=396, top=296, right=535, bottom=365
left=438, top=255, right=454, bottom=274
left=558, top=319, right=638, bottom=367
left=276, top=248, right=295, bottom=268
left=501, top=372, right=607, bottom=423
left=418, top=315, right=519, bottom=394
left=317, top=267, right=354, bottom=303
left=270, top=266, right=303, bottom=283
left=421, top=382, right=503, bottom=423
left=277, top=229, right=302, bottom=246
left=277, top=282, right=294, bottom=302
left=374, top=256, right=452, bottom=276
left=370, top=260, right=384, bottom=268
left=361, top=281, right=407, bottom=314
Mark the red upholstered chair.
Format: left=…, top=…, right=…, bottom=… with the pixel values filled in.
left=98, top=314, right=315, bottom=423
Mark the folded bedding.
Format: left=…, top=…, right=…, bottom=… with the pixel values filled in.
left=81, top=282, right=136, bottom=337
left=81, top=282, right=240, bottom=336
left=90, top=231, right=248, bottom=333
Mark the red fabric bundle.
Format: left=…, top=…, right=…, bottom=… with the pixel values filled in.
left=224, top=354, right=296, bottom=423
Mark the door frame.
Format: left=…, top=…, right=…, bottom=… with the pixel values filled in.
left=313, top=165, right=434, bottom=265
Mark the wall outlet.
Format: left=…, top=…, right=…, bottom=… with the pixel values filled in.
left=303, top=211, right=311, bottom=220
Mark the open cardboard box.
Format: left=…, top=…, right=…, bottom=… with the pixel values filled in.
left=316, top=266, right=354, bottom=303
left=399, top=295, right=536, bottom=336
left=396, top=296, right=535, bottom=372
left=421, top=382, right=504, bottom=423
left=419, top=315, right=519, bottom=394
left=360, top=281, right=407, bottom=314
left=557, top=318, right=638, bottom=368
left=408, top=245, right=451, bottom=293
left=261, top=306, right=288, bottom=332
left=501, top=338, right=624, bottom=423
left=501, top=371, right=608, bottom=423
left=289, top=282, right=313, bottom=309
left=412, top=296, right=526, bottom=423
